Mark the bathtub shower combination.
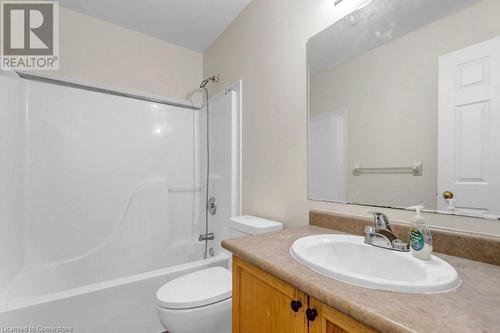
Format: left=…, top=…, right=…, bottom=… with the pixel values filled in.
left=0, top=71, right=241, bottom=332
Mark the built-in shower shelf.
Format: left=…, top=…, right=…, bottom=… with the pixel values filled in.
left=168, top=187, right=202, bottom=193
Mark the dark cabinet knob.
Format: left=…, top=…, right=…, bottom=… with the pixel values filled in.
left=290, top=300, right=302, bottom=312
left=306, top=308, right=318, bottom=321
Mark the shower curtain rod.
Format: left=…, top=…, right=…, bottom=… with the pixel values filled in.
left=16, top=71, right=201, bottom=110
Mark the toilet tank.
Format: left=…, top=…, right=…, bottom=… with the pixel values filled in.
left=229, top=215, right=283, bottom=238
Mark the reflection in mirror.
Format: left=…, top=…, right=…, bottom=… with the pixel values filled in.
left=308, top=0, right=500, bottom=219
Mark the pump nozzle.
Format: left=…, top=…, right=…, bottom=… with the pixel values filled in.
left=407, top=204, right=425, bottom=220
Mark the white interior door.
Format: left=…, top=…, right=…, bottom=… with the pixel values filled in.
left=438, top=37, right=500, bottom=216
left=309, top=110, right=347, bottom=202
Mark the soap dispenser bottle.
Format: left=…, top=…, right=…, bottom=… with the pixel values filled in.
left=407, top=205, right=433, bottom=260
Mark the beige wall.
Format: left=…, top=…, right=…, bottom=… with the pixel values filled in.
left=310, top=0, right=500, bottom=210
left=204, top=0, right=344, bottom=228
left=52, top=8, right=202, bottom=102
left=204, top=0, right=500, bottom=236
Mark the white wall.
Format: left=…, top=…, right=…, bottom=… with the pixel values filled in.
left=0, top=72, right=23, bottom=291
left=310, top=0, right=500, bottom=210
left=50, top=8, right=203, bottom=102
left=203, top=0, right=500, bottom=235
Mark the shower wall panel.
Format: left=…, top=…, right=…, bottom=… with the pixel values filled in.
left=3, top=79, right=203, bottom=293
left=0, top=73, right=23, bottom=292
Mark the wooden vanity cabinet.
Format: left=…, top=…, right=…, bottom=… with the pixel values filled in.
left=232, top=256, right=378, bottom=333
left=308, top=297, right=378, bottom=333
left=232, top=256, right=308, bottom=333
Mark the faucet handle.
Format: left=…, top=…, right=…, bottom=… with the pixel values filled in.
left=368, top=212, right=391, bottom=230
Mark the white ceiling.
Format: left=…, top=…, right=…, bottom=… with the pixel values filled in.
left=308, top=0, right=481, bottom=74
left=59, top=0, right=252, bottom=52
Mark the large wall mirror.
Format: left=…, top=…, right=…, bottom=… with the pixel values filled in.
left=308, top=0, right=500, bottom=219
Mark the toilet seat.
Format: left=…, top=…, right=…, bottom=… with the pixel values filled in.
left=156, top=267, right=232, bottom=309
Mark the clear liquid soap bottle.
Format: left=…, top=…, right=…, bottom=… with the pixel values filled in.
left=407, top=205, right=433, bottom=260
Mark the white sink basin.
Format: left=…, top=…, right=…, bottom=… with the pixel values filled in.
left=291, top=234, right=460, bottom=294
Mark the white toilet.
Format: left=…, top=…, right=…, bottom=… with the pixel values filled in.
left=156, top=215, right=283, bottom=333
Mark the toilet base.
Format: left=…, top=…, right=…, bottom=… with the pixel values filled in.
left=156, top=297, right=231, bottom=333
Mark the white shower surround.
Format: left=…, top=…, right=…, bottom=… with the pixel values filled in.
left=0, top=71, right=241, bottom=332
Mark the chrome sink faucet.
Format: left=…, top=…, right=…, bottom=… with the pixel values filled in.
left=364, top=212, right=409, bottom=252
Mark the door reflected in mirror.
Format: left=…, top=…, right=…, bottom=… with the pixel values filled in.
left=307, top=0, right=500, bottom=219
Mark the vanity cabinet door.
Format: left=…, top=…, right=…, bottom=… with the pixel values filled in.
left=232, top=256, right=307, bottom=333
left=308, top=297, right=378, bottom=333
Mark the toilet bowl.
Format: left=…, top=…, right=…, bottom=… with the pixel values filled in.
left=156, top=267, right=232, bottom=333
left=156, top=215, right=283, bottom=333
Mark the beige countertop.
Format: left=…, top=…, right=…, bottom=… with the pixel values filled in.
left=222, top=225, right=500, bottom=333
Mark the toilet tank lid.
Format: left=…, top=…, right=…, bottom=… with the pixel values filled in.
left=229, top=215, right=283, bottom=234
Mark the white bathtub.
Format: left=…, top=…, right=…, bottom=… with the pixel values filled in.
left=0, top=253, right=229, bottom=333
